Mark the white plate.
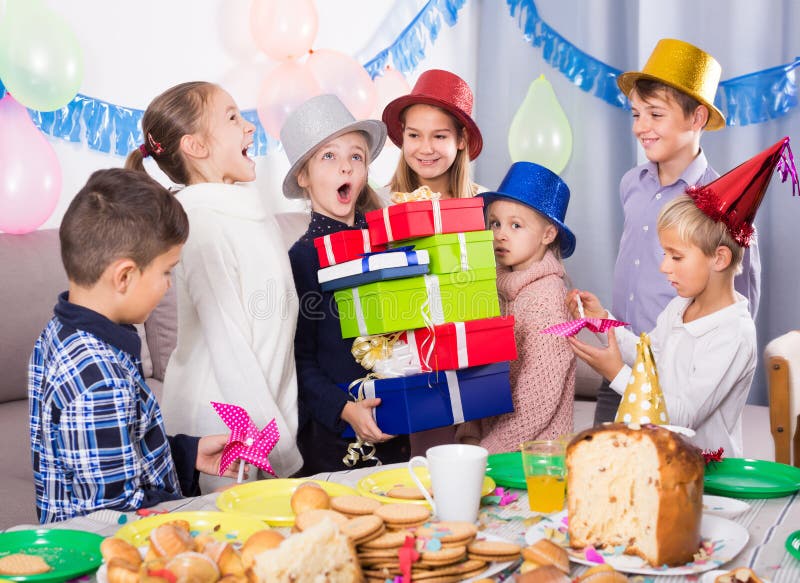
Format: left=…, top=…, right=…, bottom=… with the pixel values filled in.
left=524, top=511, right=748, bottom=576
left=702, top=495, right=751, bottom=519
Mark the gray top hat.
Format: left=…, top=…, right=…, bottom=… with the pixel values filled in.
left=280, top=94, right=387, bottom=199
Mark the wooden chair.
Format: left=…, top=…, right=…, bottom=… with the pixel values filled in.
left=765, top=331, right=800, bottom=467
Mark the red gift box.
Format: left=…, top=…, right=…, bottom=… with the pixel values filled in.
left=401, top=316, right=517, bottom=372
left=313, top=229, right=386, bottom=268
left=366, top=198, right=486, bottom=245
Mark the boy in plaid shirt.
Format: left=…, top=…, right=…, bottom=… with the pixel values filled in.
left=29, top=168, right=244, bottom=523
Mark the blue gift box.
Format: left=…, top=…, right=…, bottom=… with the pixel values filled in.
left=340, top=362, right=513, bottom=436
left=320, top=264, right=429, bottom=292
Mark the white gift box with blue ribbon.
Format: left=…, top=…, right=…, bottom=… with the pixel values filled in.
left=317, top=247, right=430, bottom=292
left=340, top=362, right=513, bottom=436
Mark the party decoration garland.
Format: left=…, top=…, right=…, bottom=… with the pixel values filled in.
left=8, top=0, right=799, bottom=155
left=362, top=0, right=467, bottom=78
left=506, top=0, right=800, bottom=125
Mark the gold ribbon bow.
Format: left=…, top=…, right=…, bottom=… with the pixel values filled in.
left=351, top=333, right=402, bottom=372
left=342, top=373, right=382, bottom=468
left=390, top=185, right=442, bottom=204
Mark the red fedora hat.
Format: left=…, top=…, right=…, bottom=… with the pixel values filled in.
left=382, top=69, right=483, bottom=160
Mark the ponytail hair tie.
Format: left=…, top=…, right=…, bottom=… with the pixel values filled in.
left=138, top=144, right=149, bottom=158
left=146, top=132, right=165, bottom=156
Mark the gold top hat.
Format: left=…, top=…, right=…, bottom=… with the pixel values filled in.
left=617, top=38, right=725, bottom=131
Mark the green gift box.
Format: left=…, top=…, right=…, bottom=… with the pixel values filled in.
left=395, top=231, right=496, bottom=274
left=334, top=268, right=500, bottom=338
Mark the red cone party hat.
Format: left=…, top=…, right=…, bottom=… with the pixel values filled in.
left=687, top=137, right=798, bottom=247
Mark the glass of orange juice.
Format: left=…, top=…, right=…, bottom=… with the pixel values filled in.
left=521, top=440, right=566, bottom=514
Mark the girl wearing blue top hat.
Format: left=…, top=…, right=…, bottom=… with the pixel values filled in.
left=457, top=162, right=577, bottom=453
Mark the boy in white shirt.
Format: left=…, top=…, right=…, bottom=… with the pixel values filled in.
left=568, top=138, right=796, bottom=456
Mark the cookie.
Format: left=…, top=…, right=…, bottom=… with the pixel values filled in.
left=374, top=503, right=431, bottom=526
left=415, top=521, right=478, bottom=544
left=467, top=539, right=522, bottom=562
left=522, top=538, right=570, bottom=573
left=359, top=530, right=414, bottom=550
left=386, top=486, right=427, bottom=500
left=294, top=508, right=349, bottom=531
left=0, top=553, right=52, bottom=576
left=417, top=545, right=466, bottom=566
left=342, top=514, right=385, bottom=544
left=330, top=495, right=382, bottom=516
left=411, top=558, right=488, bottom=579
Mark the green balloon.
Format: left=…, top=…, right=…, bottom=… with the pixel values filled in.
left=0, top=0, right=83, bottom=112
left=508, top=74, right=573, bottom=174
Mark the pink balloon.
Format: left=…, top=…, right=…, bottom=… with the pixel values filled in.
left=371, top=67, right=411, bottom=119
left=306, top=49, right=377, bottom=120
left=250, top=0, right=318, bottom=61
left=0, top=94, right=61, bottom=234
left=257, top=59, right=321, bottom=139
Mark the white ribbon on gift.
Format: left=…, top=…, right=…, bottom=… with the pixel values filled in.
left=382, top=208, right=394, bottom=242
left=381, top=200, right=445, bottom=242
left=454, top=322, right=469, bottom=369
left=432, top=199, right=443, bottom=234
left=323, top=235, right=336, bottom=266
left=352, top=288, right=368, bottom=336
left=361, top=369, right=465, bottom=425
left=457, top=232, right=470, bottom=271
left=423, top=274, right=445, bottom=325
left=323, top=230, right=371, bottom=266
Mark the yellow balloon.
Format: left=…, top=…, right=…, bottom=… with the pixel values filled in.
left=508, top=74, right=573, bottom=174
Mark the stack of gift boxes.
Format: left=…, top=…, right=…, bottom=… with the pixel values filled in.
left=313, top=197, right=518, bottom=437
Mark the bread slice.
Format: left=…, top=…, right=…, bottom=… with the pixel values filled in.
left=251, top=519, right=364, bottom=582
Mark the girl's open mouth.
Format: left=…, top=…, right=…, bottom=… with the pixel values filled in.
left=337, top=183, right=352, bottom=203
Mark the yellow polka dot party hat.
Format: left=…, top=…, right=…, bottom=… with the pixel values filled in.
left=615, top=333, right=670, bottom=425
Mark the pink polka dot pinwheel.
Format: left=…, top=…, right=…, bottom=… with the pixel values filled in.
left=211, top=401, right=280, bottom=477
left=540, top=317, right=627, bottom=337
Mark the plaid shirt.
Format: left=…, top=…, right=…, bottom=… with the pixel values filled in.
left=29, top=293, right=185, bottom=523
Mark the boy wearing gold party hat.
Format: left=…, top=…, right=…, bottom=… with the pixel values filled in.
left=594, top=39, right=762, bottom=424
left=568, top=137, right=797, bottom=457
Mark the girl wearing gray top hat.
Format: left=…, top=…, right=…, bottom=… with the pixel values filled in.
left=281, top=94, right=410, bottom=474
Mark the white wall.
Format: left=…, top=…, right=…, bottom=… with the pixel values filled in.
left=10, top=0, right=480, bottom=227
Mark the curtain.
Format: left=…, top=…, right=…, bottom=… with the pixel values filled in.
left=473, top=0, right=800, bottom=405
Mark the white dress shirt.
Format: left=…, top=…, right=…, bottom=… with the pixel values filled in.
left=611, top=293, right=756, bottom=456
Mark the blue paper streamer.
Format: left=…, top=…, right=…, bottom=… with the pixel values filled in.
left=507, top=0, right=800, bottom=127
left=0, top=79, right=5, bottom=100
left=363, top=0, right=467, bottom=78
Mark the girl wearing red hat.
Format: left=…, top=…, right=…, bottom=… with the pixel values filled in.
left=381, top=69, right=485, bottom=201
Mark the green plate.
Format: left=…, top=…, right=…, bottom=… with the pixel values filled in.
left=486, top=451, right=525, bottom=489
left=0, top=529, right=103, bottom=582
left=704, top=458, right=800, bottom=498
left=787, top=530, right=800, bottom=562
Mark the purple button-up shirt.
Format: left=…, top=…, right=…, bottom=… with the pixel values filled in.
left=611, top=151, right=761, bottom=335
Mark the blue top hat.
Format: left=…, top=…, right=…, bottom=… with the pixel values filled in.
left=478, top=162, right=576, bottom=258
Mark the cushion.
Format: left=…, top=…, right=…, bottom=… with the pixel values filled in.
left=0, top=230, right=67, bottom=404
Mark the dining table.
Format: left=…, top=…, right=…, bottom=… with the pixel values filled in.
left=3, top=462, right=799, bottom=582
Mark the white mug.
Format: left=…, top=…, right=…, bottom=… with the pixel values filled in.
left=407, top=443, right=488, bottom=522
